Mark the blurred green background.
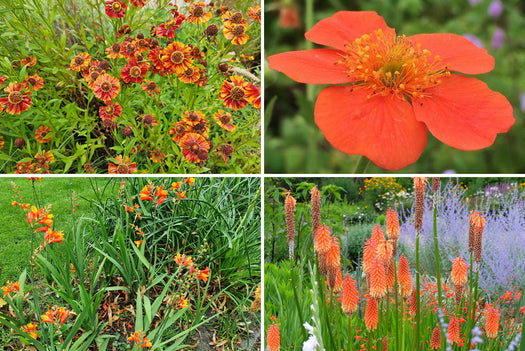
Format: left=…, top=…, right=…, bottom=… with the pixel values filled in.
left=264, top=0, right=525, bottom=173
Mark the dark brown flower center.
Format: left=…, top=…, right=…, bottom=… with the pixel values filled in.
left=218, top=63, right=229, bottom=72
left=170, top=51, right=184, bottom=64
left=112, top=2, right=122, bottom=12
left=221, top=144, right=233, bottom=156
left=184, top=68, right=195, bottom=77
left=105, top=106, right=114, bottom=114
left=190, top=142, right=200, bottom=152
left=36, top=155, right=46, bottom=165
left=256, top=8, right=261, bottom=17
left=231, top=12, right=243, bottom=24
left=232, top=24, right=245, bottom=36
left=206, top=24, right=218, bottom=36
left=28, top=77, right=36, bottom=85
left=74, top=56, right=84, bottom=65
left=219, top=114, right=231, bottom=124
left=112, top=43, right=121, bottom=53
left=90, top=71, right=100, bottom=81
left=193, top=5, right=204, bottom=17
left=193, top=122, right=207, bottom=133
left=230, top=86, right=245, bottom=100
left=130, top=66, right=141, bottom=77
left=126, top=44, right=136, bottom=54
left=197, top=149, right=209, bottom=161
left=8, top=91, right=23, bottom=104
left=188, top=112, right=199, bottom=121
left=175, top=125, right=185, bottom=134
left=117, top=164, right=129, bottom=173
left=100, top=81, right=112, bottom=92
left=143, top=114, right=154, bottom=124
left=147, top=82, right=157, bottom=90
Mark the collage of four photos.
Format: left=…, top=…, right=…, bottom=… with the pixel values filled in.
left=0, top=0, right=524, bottom=350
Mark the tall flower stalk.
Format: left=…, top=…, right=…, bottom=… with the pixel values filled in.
left=413, top=177, right=427, bottom=350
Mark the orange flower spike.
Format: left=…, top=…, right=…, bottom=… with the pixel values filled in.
left=486, top=306, right=500, bottom=339
left=385, top=209, right=400, bottom=241
left=448, top=316, right=460, bottom=344
left=369, top=258, right=387, bottom=299
left=451, top=256, right=468, bottom=287
left=310, top=185, right=321, bottom=240
left=362, top=238, right=377, bottom=275
left=267, top=323, right=280, bottom=351
left=386, top=258, right=395, bottom=289
left=398, top=254, right=412, bottom=297
left=370, top=224, right=385, bottom=244
left=268, top=12, right=514, bottom=170
left=342, top=275, right=359, bottom=315
left=314, top=224, right=332, bottom=255
left=365, top=297, right=379, bottom=331
left=430, top=324, right=442, bottom=349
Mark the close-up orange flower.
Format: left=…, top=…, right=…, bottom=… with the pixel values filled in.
left=186, top=2, right=212, bottom=24
left=92, top=73, right=120, bottom=103
left=24, top=73, right=44, bottom=91
left=108, top=155, right=137, bottom=174
left=161, top=41, right=193, bottom=75
left=213, top=110, right=236, bottom=132
left=69, top=52, right=91, bottom=72
left=35, top=126, right=53, bottom=143
left=223, top=22, right=249, bottom=45
left=120, top=57, right=149, bottom=84
left=127, top=330, right=152, bottom=349
left=267, top=323, right=280, bottom=351
left=247, top=6, right=261, bottom=24
left=451, top=255, right=468, bottom=287
left=178, top=132, right=211, bottom=164
left=178, top=66, right=201, bottom=84
left=105, top=0, right=127, bottom=18
left=268, top=11, right=515, bottom=170
left=219, top=75, right=250, bottom=110
left=0, top=82, right=32, bottom=114
left=169, top=121, right=190, bottom=143
left=99, top=102, right=122, bottom=120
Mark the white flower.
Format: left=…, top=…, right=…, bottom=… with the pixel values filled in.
left=303, top=335, right=320, bottom=351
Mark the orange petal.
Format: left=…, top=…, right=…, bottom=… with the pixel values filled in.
left=315, top=87, right=427, bottom=170
left=409, top=33, right=494, bottom=74
left=268, top=49, right=352, bottom=84
left=413, top=75, right=514, bottom=150
left=305, top=11, right=394, bottom=51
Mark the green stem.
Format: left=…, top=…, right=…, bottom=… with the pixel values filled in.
left=394, top=260, right=400, bottom=351
left=291, top=266, right=308, bottom=341
left=433, top=195, right=443, bottom=309
left=353, top=156, right=371, bottom=174
left=415, top=228, right=421, bottom=351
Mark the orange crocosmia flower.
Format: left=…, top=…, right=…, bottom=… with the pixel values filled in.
left=171, top=181, right=183, bottom=190
left=108, top=155, right=137, bottom=174
left=162, top=42, right=193, bottom=74
left=178, top=132, right=211, bottom=164
left=134, top=240, right=144, bottom=248
left=223, top=22, right=249, bottom=45
left=485, top=306, right=500, bottom=339
left=266, top=323, right=280, bottom=351
left=24, top=73, right=44, bottom=91
left=93, top=73, right=120, bottom=103
left=175, top=190, right=187, bottom=201
left=41, top=310, right=56, bottom=324
left=186, top=2, right=212, bottom=24
left=127, top=330, right=152, bottom=348
left=99, top=102, right=122, bottom=120
left=0, top=82, right=32, bottom=114
left=342, top=275, right=359, bottom=315
left=2, top=281, right=19, bottom=297
left=155, top=186, right=168, bottom=205
left=451, top=256, right=468, bottom=287
left=184, top=177, right=195, bottom=186
left=140, top=185, right=154, bottom=201
left=69, top=52, right=91, bottom=72
left=213, top=110, right=236, bottom=132
left=35, top=126, right=52, bottom=143
left=197, top=266, right=210, bottom=282
left=268, top=11, right=514, bottom=170
left=44, top=230, right=64, bottom=245
left=56, top=307, right=70, bottom=327
left=21, top=323, right=39, bottom=339
left=219, top=75, right=250, bottom=110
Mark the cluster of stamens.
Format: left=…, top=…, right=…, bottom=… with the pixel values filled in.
left=230, top=86, right=245, bottom=100
left=338, top=29, right=450, bottom=101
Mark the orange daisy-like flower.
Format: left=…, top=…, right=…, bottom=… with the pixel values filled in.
left=99, top=102, right=122, bottom=120
left=485, top=306, right=500, bottom=339
left=245, top=83, right=261, bottom=109
left=247, top=6, right=261, bottom=24
left=222, top=11, right=248, bottom=26
left=365, top=297, right=378, bottom=331
left=21, top=56, right=37, bottom=67
left=150, top=149, right=165, bottom=163
left=129, top=0, right=146, bottom=7
left=178, top=133, right=211, bottom=164
left=162, top=41, right=193, bottom=74
left=108, top=155, right=137, bottom=174
left=24, top=73, right=44, bottom=91
left=141, top=80, right=161, bottom=97
left=223, top=22, right=249, bottom=45
left=397, top=254, right=412, bottom=297
left=93, top=73, right=120, bottom=103
left=451, top=255, right=468, bottom=287
left=69, top=52, right=91, bottom=72
left=35, top=126, right=53, bottom=143
left=219, top=75, right=250, bottom=110
left=105, top=0, right=127, bottom=18
left=127, top=330, right=152, bottom=348
left=268, top=11, right=514, bottom=170
left=34, top=150, right=54, bottom=172
left=121, top=58, right=149, bottom=84
left=186, top=2, right=212, bottom=24
left=182, top=110, right=206, bottom=126
left=213, top=110, right=236, bottom=132
left=266, top=323, right=280, bottom=351
left=157, top=14, right=185, bottom=38
left=447, top=316, right=460, bottom=344
left=341, top=275, right=359, bottom=315
left=170, top=121, right=190, bottom=143
left=137, top=114, right=158, bottom=130
left=0, top=82, right=32, bottom=114
left=106, top=43, right=124, bottom=59
left=430, top=324, right=442, bottom=349
left=178, top=66, right=201, bottom=84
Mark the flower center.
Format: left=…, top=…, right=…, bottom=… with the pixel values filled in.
left=147, top=82, right=157, bottom=90
left=232, top=24, right=245, bottom=36
left=190, top=142, right=200, bottom=152
left=112, top=43, right=121, bottom=53
left=170, top=51, right=184, bottom=64
left=130, top=66, right=141, bottom=77
left=143, top=114, right=153, bottom=124
left=90, top=71, right=100, bottom=81
left=188, top=112, right=199, bottom=121
left=184, top=67, right=195, bottom=77
left=193, top=5, right=204, bottom=17
left=28, top=77, right=36, bottom=85
left=74, top=56, right=84, bottom=65
left=231, top=12, right=243, bottom=24
left=117, top=164, right=129, bottom=173
left=219, top=114, right=231, bottom=124
left=8, top=91, right=23, bottom=104
left=340, top=29, right=450, bottom=100
left=105, top=106, right=114, bottom=114
left=112, top=2, right=121, bottom=12
left=175, top=125, right=185, bottom=134
left=126, top=44, right=136, bottom=54
left=230, top=86, right=245, bottom=100
left=100, top=81, right=112, bottom=92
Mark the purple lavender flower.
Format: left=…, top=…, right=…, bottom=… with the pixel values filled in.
left=492, top=27, right=505, bottom=50
left=520, top=93, right=525, bottom=113
left=463, top=34, right=484, bottom=48
left=488, top=0, right=503, bottom=18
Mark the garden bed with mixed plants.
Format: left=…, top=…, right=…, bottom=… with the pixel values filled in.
left=0, top=0, right=260, bottom=174
left=264, top=177, right=524, bottom=350
left=0, top=177, right=261, bottom=350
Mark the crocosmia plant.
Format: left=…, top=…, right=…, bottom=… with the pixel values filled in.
left=268, top=11, right=514, bottom=170
left=0, top=1, right=261, bottom=174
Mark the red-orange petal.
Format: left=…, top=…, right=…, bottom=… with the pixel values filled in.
left=268, top=49, right=351, bottom=84
left=305, top=11, right=394, bottom=51
left=413, top=75, right=514, bottom=150
left=315, top=87, right=428, bottom=170
left=409, top=33, right=494, bottom=75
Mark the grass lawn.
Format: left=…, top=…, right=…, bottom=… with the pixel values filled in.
left=0, top=177, right=116, bottom=285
